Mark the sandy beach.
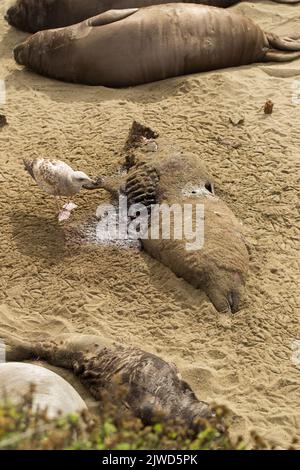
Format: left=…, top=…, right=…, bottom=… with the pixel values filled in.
left=0, top=1, right=299, bottom=448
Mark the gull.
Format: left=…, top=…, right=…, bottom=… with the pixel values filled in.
left=23, top=157, right=96, bottom=221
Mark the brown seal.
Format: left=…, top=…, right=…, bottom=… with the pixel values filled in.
left=13, top=4, right=300, bottom=87
left=5, top=333, right=213, bottom=427
left=5, top=0, right=300, bottom=33
left=86, top=121, right=249, bottom=314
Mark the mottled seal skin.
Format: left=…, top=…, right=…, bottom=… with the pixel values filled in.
left=87, top=122, right=249, bottom=313
left=5, top=0, right=300, bottom=33
left=12, top=4, right=300, bottom=87
left=5, top=334, right=213, bottom=427
left=0, top=362, right=87, bottom=417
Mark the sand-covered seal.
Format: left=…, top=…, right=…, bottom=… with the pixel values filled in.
left=12, top=4, right=300, bottom=87
left=4, top=334, right=213, bottom=427
left=0, top=362, right=87, bottom=417
left=5, top=0, right=300, bottom=33
left=87, top=122, right=249, bottom=313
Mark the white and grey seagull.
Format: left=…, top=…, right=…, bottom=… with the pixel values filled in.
left=23, top=157, right=98, bottom=221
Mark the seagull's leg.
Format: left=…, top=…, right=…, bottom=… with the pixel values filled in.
left=57, top=197, right=78, bottom=222
left=58, top=198, right=69, bottom=222
left=65, top=197, right=78, bottom=211
left=56, top=196, right=68, bottom=222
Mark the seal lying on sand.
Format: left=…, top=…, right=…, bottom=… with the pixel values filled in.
left=5, top=334, right=213, bottom=427
left=86, top=122, right=249, bottom=313
left=0, top=362, right=87, bottom=418
left=12, top=4, right=300, bottom=87
left=5, top=0, right=300, bottom=33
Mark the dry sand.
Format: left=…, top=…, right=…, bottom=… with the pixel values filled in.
left=0, top=1, right=299, bottom=449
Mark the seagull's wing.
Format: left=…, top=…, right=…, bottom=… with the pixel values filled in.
left=35, top=159, right=74, bottom=196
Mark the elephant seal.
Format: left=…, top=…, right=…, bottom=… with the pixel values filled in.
left=5, top=0, right=300, bottom=33
left=86, top=122, right=249, bottom=314
left=4, top=334, right=213, bottom=427
left=0, top=362, right=87, bottom=418
left=13, top=4, right=300, bottom=87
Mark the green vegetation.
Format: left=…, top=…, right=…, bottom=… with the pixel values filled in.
left=0, top=386, right=247, bottom=450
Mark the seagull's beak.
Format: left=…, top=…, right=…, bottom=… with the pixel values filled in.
left=82, top=177, right=104, bottom=190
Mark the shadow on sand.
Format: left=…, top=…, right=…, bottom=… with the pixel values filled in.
left=10, top=212, right=67, bottom=263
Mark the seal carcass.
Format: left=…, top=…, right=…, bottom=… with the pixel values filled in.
left=13, top=4, right=300, bottom=87
left=87, top=122, right=249, bottom=313
left=5, top=0, right=300, bottom=33
left=0, top=362, right=87, bottom=417
left=5, top=334, right=213, bottom=427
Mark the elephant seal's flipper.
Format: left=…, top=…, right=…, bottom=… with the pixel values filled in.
left=264, top=50, right=300, bottom=62
left=87, top=8, right=138, bottom=27
left=125, top=121, right=159, bottom=150
left=264, top=33, right=300, bottom=61
left=3, top=337, right=34, bottom=362
left=271, top=0, right=300, bottom=3
left=205, top=271, right=244, bottom=314
left=267, top=33, right=300, bottom=51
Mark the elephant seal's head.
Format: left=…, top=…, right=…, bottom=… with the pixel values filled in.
left=5, top=0, right=53, bottom=33
left=13, top=40, right=29, bottom=66
left=13, top=27, right=74, bottom=80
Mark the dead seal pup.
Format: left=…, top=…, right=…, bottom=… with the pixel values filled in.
left=12, top=4, right=300, bottom=87
left=4, top=333, right=213, bottom=427
left=85, top=122, right=249, bottom=314
left=0, top=362, right=87, bottom=417
left=5, top=0, right=300, bottom=33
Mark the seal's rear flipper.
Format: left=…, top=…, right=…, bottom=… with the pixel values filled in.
left=125, top=121, right=159, bottom=151
left=264, top=33, right=300, bottom=61
left=267, top=33, right=300, bottom=51
left=271, top=0, right=299, bottom=3
left=3, top=339, right=34, bottom=362
left=87, top=9, right=138, bottom=28
left=264, top=50, right=300, bottom=62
